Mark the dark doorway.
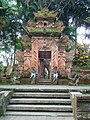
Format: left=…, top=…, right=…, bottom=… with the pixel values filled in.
left=38, top=51, right=51, bottom=59
left=38, top=51, right=51, bottom=79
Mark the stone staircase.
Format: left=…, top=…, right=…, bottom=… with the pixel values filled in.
left=5, top=88, right=73, bottom=117
left=38, top=79, right=51, bottom=85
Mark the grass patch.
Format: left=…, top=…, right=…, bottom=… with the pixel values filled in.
left=79, top=84, right=90, bottom=86
left=0, top=82, right=11, bottom=85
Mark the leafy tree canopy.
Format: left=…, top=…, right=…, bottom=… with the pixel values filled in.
left=0, top=0, right=90, bottom=65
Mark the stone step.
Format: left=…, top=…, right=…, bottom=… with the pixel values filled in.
left=10, top=98, right=71, bottom=104
left=38, top=81, right=51, bottom=83
left=5, top=87, right=72, bottom=116
left=5, top=111, right=73, bottom=117
left=37, top=82, right=51, bottom=85
left=14, top=87, right=69, bottom=92
left=38, top=79, right=51, bottom=82
left=7, top=104, right=72, bottom=112
left=13, top=92, right=70, bottom=98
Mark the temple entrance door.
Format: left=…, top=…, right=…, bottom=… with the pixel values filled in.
left=38, top=51, right=51, bottom=79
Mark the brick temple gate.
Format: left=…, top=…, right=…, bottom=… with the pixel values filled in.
left=16, top=8, right=73, bottom=83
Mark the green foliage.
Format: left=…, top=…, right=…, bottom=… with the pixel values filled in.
left=57, top=41, right=65, bottom=46
left=66, top=57, right=71, bottom=62
left=63, top=25, right=75, bottom=39
left=30, top=28, right=61, bottom=33
left=84, top=16, right=90, bottom=24
left=0, top=0, right=9, bottom=8
left=0, top=16, right=6, bottom=26
left=34, top=8, right=57, bottom=18
left=50, top=33, right=55, bottom=37
left=46, top=28, right=60, bottom=33
left=22, top=41, right=31, bottom=48
left=0, top=0, right=19, bottom=15
left=66, top=41, right=75, bottom=52
left=81, top=59, right=90, bottom=69
left=0, top=63, right=4, bottom=75
left=24, top=42, right=31, bottom=47
left=66, top=46, right=72, bottom=52
left=16, top=0, right=41, bottom=20
left=0, top=16, right=10, bottom=27
left=72, top=66, right=81, bottom=72
left=0, top=0, right=90, bottom=67
left=5, top=66, right=13, bottom=76
left=16, top=37, right=23, bottom=50
left=30, top=28, right=43, bottom=33
left=73, top=54, right=90, bottom=68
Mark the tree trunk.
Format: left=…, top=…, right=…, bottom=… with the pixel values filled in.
left=13, top=32, right=16, bottom=66
left=75, top=20, right=77, bottom=57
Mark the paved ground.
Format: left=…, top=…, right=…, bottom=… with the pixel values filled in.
left=0, top=116, right=74, bottom=120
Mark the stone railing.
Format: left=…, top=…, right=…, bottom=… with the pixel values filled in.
left=0, top=93, right=5, bottom=116
left=0, top=90, right=13, bottom=116
left=70, top=92, right=90, bottom=120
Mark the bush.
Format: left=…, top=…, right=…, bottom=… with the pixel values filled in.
left=0, top=63, right=4, bottom=75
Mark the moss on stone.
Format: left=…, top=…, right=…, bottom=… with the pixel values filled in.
left=34, top=8, right=57, bottom=18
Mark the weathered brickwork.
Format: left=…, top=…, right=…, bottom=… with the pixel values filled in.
left=17, top=8, right=73, bottom=79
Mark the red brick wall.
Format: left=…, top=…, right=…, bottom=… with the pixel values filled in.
left=23, top=36, right=68, bottom=76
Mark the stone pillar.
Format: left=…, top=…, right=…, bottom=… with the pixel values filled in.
left=70, top=92, right=82, bottom=120
left=0, top=93, right=5, bottom=116
left=65, top=50, right=74, bottom=73
left=16, top=50, right=24, bottom=76
left=24, top=50, right=31, bottom=71
left=51, top=46, right=58, bottom=70
left=0, top=91, right=13, bottom=116
left=58, top=45, right=66, bottom=70
left=31, top=39, right=38, bottom=73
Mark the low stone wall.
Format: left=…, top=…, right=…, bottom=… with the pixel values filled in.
left=20, top=77, right=37, bottom=84
left=0, top=93, right=5, bottom=116
left=70, top=92, right=90, bottom=120
left=79, top=78, right=90, bottom=84
left=80, top=69, right=90, bottom=84
left=0, top=90, right=13, bottom=116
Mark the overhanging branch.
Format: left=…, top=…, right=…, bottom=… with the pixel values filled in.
left=20, top=23, right=32, bottom=39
